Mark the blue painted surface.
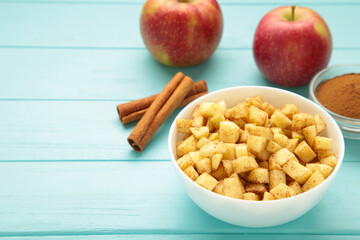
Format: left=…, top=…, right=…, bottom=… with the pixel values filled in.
left=0, top=0, right=359, bottom=239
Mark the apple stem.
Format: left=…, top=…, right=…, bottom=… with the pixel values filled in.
left=291, top=5, right=295, bottom=21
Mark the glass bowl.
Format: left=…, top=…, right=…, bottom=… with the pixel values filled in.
left=309, top=64, right=360, bottom=140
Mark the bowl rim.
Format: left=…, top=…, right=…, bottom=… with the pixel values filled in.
left=168, top=86, right=345, bottom=205
left=309, top=63, right=360, bottom=124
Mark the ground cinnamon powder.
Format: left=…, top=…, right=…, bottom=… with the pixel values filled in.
left=316, top=73, right=360, bottom=119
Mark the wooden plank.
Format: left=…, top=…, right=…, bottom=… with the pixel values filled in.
left=0, top=161, right=358, bottom=236
left=0, top=100, right=169, bottom=161
left=0, top=2, right=359, bottom=49
left=0, top=100, right=358, bottom=161
left=1, top=48, right=360, bottom=101
left=0, top=48, right=260, bottom=100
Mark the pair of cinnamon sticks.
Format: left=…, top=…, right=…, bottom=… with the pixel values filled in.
left=117, top=72, right=208, bottom=152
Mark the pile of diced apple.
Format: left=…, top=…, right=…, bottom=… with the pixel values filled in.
left=175, top=96, right=337, bottom=200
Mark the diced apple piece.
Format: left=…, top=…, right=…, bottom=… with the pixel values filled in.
left=195, top=173, right=218, bottom=191
left=219, top=121, right=241, bottom=143
left=223, top=174, right=245, bottom=199
left=261, top=102, right=276, bottom=116
left=195, top=157, right=212, bottom=174
left=303, top=125, right=317, bottom=148
left=270, top=183, right=295, bottom=199
left=243, top=192, right=260, bottom=201
left=292, top=113, right=315, bottom=130
left=246, top=96, right=263, bottom=108
left=235, top=144, right=248, bottom=158
left=232, top=156, right=259, bottom=174
left=211, top=153, right=223, bottom=170
left=193, top=107, right=206, bottom=123
left=190, top=126, right=210, bottom=140
left=292, top=131, right=305, bottom=142
left=294, top=140, right=317, bottom=163
left=222, top=160, right=234, bottom=176
left=197, top=136, right=210, bottom=149
left=257, top=149, right=271, bottom=162
left=225, top=102, right=248, bottom=119
left=188, top=151, right=204, bottom=165
left=269, top=158, right=282, bottom=170
left=192, top=115, right=206, bottom=127
left=262, top=192, right=277, bottom=201
left=213, top=179, right=224, bottom=195
left=208, top=132, right=219, bottom=141
left=176, top=154, right=193, bottom=170
left=273, top=133, right=288, bottom=147
left=183, top=166, right=199, bottom=181
left=192, top=106, right=206, bottom=127
left=285, top=138, right=298, bottom=153
left=245, top=123, right=256, bottom=132
left=248, top=126, right=273, bottom=141
left=232, top=118, right=247, bottom=128
left=199, top=141, right=217, bottom=158
left=176, top=119, right=193, bottom=134
left=271, top=127, right=284, bottom=135
left=199, top=102, right=224, bottom=118
left=206, top=120, right=214, bottom=132
left=283, top=159, right=313, bottom=184
left=281, top=103, right=299, bottom=119
left=270, top=111, right=292, bottom=129
left=266, top=140, right=282, bottom=154
left=315, top=114, right=326, bottom=134
left=247, top=168, right=269, bottom=184
left=317, top=149, right=334, bottom=160
left=209, top=113, right=225, bottom=129
left=288, top=180, right=302, bottom=195
left=269, top=148, right=296, bottom=167
left=301, top=170, right=325, bottom=192
left=248, top=105, right=268, bottom=126
left=222, top=143, right=237, bottom=160
left=239, top=130, right=250, bottom=143
left=269, top=169, right=286, bottom=190
left=177, top=135, right=198, bottom=157
left=319, top=155, right=337, bottom=168
left=247, top=135, right=267, bottom=154
left=306, top=163, right=333, bottom=178
left=313, top=136, right=333, bottom=151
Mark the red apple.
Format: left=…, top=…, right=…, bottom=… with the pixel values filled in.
left=253, top=6, right=332, bottom=87
left=140, top=0, right=223, bottom=67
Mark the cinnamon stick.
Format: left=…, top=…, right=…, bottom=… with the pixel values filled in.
left=128, top=73, right=194, bottom=152
left=117, top=80, right=208, bottom=124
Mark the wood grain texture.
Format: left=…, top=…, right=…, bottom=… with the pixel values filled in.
left=1, top=49, right=360, bottom=100
left=0, top=161, right=359, bottom=236
left=0, top=0, right=359, bottom=238
left=0, top=2, right=359, bottom=49
left=0, top=100, right=358, bottom=161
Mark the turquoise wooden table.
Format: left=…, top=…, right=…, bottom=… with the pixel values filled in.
left=0, top=0, right=359, bottom=239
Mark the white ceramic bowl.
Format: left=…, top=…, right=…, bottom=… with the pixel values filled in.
left=168, top=86, right=344, bottom=228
